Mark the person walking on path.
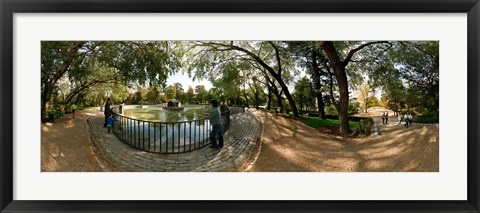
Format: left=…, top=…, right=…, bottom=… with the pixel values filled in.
left=381, top=112, right=385, bottom=125
left=103, top=98, right=111, bottom=127
left=60, top=103, right=65, bottom=116
left=404, top=113, right=410, bottom=128
left=274, top=107, right=281, bottom=118
left=71, top=104, right=77, bottom=119
left=207, top=99, right=224, bottom=149
left=397, top=113, right=402, bottom=126
left=408, top=113, right=413, bottom=127
left=385, top=112, right=389, bottom=124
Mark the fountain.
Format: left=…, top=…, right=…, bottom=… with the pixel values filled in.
left=163, top=99, right=184, bottom=111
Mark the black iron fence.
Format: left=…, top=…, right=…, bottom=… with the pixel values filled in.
left=110, top=107, right=230, bottom=154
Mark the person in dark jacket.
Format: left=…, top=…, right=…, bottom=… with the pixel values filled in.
left=207, top=99, right=224, bottom=148
left=103, top=98, right=111, bottom=127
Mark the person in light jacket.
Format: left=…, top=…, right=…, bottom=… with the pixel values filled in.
left=207, top=99, right=224, bottom=149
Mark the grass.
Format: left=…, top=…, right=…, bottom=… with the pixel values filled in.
left=299, top=116, right=360, bottom=129
left=270, top=111, right=366, bottom=130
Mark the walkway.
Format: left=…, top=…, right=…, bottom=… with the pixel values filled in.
left=41, top=110, right=103, bottom=172
left=248, top=110, right=439, bottom=172
left=88, top=110, right=261, bottom=172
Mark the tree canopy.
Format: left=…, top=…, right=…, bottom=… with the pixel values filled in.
left=42, top=40, right=439, bottom=133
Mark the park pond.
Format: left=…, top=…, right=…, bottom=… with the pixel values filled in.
left=123, top=105, right=211, bottom=122
left=113, top=105, right=223, bottom=153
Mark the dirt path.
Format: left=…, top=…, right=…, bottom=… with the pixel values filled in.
left=249, top=110, right=439, bottom=172
left=41, top=109, right=104, bottom=172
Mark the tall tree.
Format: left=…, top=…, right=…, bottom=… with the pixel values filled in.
left=146, top=86, right=161, bottom=104
left=190, top=41, right=300, bottom=117
left=186, top=86, right=195, bottom=103
left=321, top=41, right=391, bottom=133
left=287, top=41, right=328, bottom=118
left=293, top=76, right=315, bottom=112
left=195, top=85, right=207, bottom=103
left=41, top=41, right=87, bottom=122
left=173, top=82, right=185, bottom=101
left=365, top=41, right=438, bottom=114
left=355, top=80, right=376, bottom=113
left=395, top=41, right=439, bottom=112
left=164, top=85, right=177, bottom=100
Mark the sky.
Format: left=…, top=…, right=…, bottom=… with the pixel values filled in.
left=165, top=72, right=213, bottom=91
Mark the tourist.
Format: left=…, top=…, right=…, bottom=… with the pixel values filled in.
left=404, top=113, right=410, bottom=128
left=71, top=104, right=77, bottom=119
left=107, top=114, right=115, bottom=133
left=207, top=99, right=224, bottom=149
left=385, top=112, right=389, bottom=124
left=60, top=103, right=65, bottom=116
left=275, top=107, right=281, bottom=117
left=381, top=112, right=385, bottom=124
left=397, top=113, right=402, bottom=126
left=408, top=113, right=413, bottom=127
left=103, top=98, right=111, bottom=127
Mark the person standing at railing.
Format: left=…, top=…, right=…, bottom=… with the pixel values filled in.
left=207, top=99, right=224, bottom=149
left=103, top=98, right=111, bottom=127
left=107, top=114, right=115, bottom=133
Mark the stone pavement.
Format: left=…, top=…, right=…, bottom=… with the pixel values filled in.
left=87, top=111, right=261, bottom=172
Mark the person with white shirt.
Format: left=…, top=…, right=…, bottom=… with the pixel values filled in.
left=397, top=113, right=402, bottom=126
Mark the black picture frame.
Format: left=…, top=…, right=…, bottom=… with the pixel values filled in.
left=1, top=0, right=479, bottom=212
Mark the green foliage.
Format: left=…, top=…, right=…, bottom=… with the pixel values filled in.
left=348, top=102, right=361, bottom=115
left=134, top=87, right=147, bottom=104
left=300, top=116, right=359, bottom=129
left=325, top=105, right=338, bottom=115
left=186, top=86, right=195, bottom=103
left=355, top=80, right=377, bottom=113
left=293, top=76, right=315, bottom=112
left=145, top=86, right=161, bottom=104
left=414, top=112, right=439, bottom=123
left=173, top=82, right=185, bottom=101
left=354, top=117, right=374, bottom=135
left=324, top=101, right=360, bottom=116
left=41, top=41, right=184, bottom=122
left=164, top=85, right=177, bottom=100
left=195, top=85, right=208, bottom=103
left=368, top=41, right=439, bottom=112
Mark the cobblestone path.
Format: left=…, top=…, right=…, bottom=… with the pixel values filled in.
left=88, top=111, right=261, bottom=172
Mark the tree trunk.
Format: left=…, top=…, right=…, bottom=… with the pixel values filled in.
left=311, top=50, right=326, bottom=119
left=41, top=89, right=52, bottom=123
left=336, top=68, right=351, bottom=133
left=275, top=81, right=298, bottom=117
left=276, top=93, right=282, bottom=111
left=321, top=41, right=350, bottom=133
left=267, top=89, right=272, bottom=110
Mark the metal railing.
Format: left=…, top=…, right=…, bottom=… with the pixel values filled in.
left=110, top=107, right=230, bottom=154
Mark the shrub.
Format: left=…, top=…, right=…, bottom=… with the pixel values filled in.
left=354, top=117, right=374, bottom=135
left=348, top=102, right=361, bottom=115
left=415, top=112, right=439, bottom=123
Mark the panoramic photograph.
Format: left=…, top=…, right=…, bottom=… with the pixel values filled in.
left=41, top=41, right=439, bottom=172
